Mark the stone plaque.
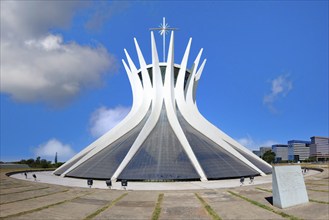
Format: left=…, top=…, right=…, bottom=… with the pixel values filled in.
left=272, top=165, right=309, bottom=209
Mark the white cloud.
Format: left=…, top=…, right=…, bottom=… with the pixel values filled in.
left=237, top=135, right=255, bottom=148
left=1, top=1, right=86, bottom=39
left=263, top=74, right=293, bottom=113
left=0, top=1, right=117, bottom=106
left=237, top=135, right=278, bottom=151
left=33, top=139, right=76, bottom=162
left=25, top=34, right=63, bottom=51
left=89, top=106, right=130, bottom=137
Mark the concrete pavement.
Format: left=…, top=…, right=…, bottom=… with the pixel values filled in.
left=0, top=165, right=328, bottom=220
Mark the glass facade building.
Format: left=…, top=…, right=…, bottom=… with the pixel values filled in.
left=287, top=140, right=311, bottom=161
left=310, top=136, right=329, bottom=161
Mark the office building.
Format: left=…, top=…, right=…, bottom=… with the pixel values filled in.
left=309, top=136, right=329, bottom=161
left=288, top=140, right=311, bottom=161
left=272, top=144, right=288, bottom=162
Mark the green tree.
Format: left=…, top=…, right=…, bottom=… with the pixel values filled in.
left=19, top=159, right=27, bottom=164
left=262, top=150, right=276, bottom=163
left=40, top=159, right=51, bottom=168
left=14, top=157, right=59, bottom=168
left=35, top=156, right=41, bottom=165
left=54, top=162, right=64, bottom=168
left=26, top=159, right=35, bottom=167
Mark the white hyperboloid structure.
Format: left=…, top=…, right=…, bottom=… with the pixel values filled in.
left=54, top=30, right=272, bottom=182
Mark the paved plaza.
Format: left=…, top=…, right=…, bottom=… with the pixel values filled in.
left=0, top=165, right=328, bottom=219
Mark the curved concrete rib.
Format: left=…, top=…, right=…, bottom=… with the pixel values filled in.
left=174, top=41, right=267, bottom=176
left=59, top=45, right=151, bottom=177
left=57, top=29, right=272, bottom=180
left=185, top=48, right=203, bottom=99
left=111, top=31, right=164, bottom=181
left=164, top=32, right=207, bottom=181
left=55, top=51, right=143, bottom=175
left=192, top=100, right=272, bottom=172
left=175, top=37, right=192, bottom=103
left=122, top=59, right=143, bottom=113
left=189, top=57, right=271, bottom=170
left=134, top=38, right=152, bottom=97
left=176, top=42, right=253, bottom=175
left=186, top=56, right=205, bottom=105
left=182, top=62, right=270, bottom=175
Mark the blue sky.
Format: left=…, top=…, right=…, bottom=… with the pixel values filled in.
left=1, top=1, right=328, bottom=162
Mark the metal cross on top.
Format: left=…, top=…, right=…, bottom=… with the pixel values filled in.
left=150, top=17, right=178, bottom=62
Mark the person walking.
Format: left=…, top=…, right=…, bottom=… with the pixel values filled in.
left=240, top=177, right=245, bottom=186
left=249, top=175, right=254, bottom=184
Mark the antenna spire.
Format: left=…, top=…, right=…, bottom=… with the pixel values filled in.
left=150, top=17, right=178, bottom=62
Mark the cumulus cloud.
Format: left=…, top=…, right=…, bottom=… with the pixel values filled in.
left=89, top=106, right=130, bottom=137
left=1, top=34, right=114, bottom=105
left=33, top=139, right=76, bottom=162
left=1, top=1, right=84, bottom=39
left=0, top=1, right=116, bottom=106
left=263, top=74, right=293, bottom=113
left=237, top=135, right=278, bottom=150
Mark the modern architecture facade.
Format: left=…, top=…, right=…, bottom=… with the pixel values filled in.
left=288, top=140, right=311, bottom=161
left=272, top=144, right=288, bottom=162
left=54, top=30, right=272, bottom=181
left=310, top=136, right=329, bottom=161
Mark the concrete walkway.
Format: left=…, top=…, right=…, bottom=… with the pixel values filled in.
left=1, top=165, right=328, bottom=220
